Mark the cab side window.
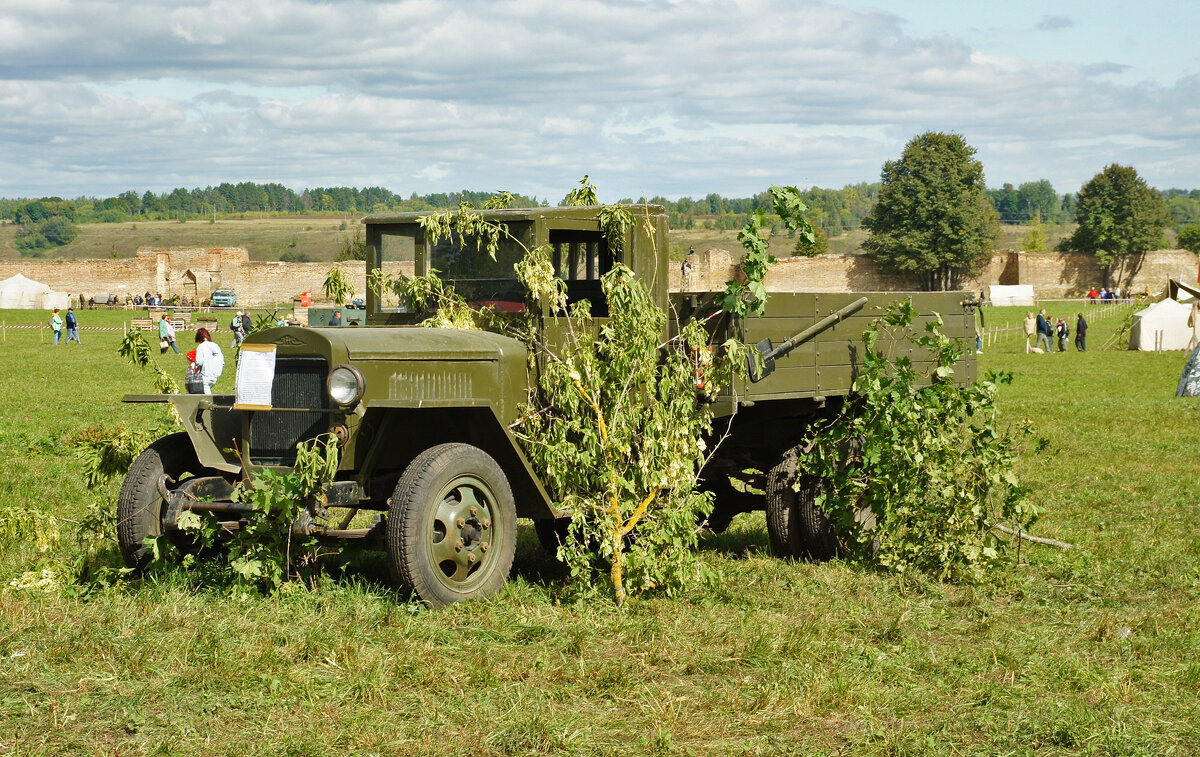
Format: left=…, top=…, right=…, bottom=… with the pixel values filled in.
left=549, top=230, right=613, bottom=317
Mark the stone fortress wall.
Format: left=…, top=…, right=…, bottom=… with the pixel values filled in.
left=0, top=245, right=1196, bottom=306
left=0, top=247, right=369, bottom=306
left=672, top=248, right=1199, bottom=298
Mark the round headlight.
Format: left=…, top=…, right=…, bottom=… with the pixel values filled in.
left=327, top=364, right=365, bottom=406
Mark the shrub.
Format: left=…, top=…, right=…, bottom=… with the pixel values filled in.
left=1178, top=224, right=1200, bottom=254
left=15, top=214, right=80, bottom=253
left=797, top=302, right=1041, bottom=581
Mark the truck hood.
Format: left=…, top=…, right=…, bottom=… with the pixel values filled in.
left=247, top=325, right=527, bottom=362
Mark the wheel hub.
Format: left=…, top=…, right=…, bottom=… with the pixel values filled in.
left=429, top=479, right=496, bottom=587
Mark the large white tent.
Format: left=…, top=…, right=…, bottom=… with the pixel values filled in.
left=0, top=274, right=70, bottom=310
left=987, top=284, right=1036, bottom=307
left=1128, top=297, right=1194, bottom=351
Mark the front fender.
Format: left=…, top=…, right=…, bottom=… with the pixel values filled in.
left=123, top=394, right=244, bottom=474
left=358, top=402, right=558, bottom=520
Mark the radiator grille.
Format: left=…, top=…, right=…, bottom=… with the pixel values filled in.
left=248, top=356, right=329, bottom=466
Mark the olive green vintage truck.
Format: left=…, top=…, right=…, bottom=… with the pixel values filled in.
left=118, top=205, right=979, bottom=607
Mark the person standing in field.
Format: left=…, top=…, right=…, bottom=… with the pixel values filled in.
left=1075, top=313, right=1088, bottom=351
left=64, top=307, right=82, bottom=345
left=1036, top=309, right=1053, bottom=353
left=158, top=313, right=180, bottom=354
left=1023, top=311, right=1037, bottom=353
left=49, top=308, right=63, bottom=345
left=230, top=311, right=246, bottom=348
left=1055, top=317, right=1069, bottom=352
left=193, top=328, right=224, bottom=394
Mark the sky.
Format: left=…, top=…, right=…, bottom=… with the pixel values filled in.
left=1, top=0, right=1197, bottom=203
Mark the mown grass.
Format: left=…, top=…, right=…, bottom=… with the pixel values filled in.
left=0, top=217, right=361, bottom=263
left=1, top=306, right=1198, bottom=755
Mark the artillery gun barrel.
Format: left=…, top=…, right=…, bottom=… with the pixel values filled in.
left=750, top=296, right=869, bottom=382
left=768, top=296, right=869, bottom=361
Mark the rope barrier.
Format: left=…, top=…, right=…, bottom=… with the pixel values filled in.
left=2, top=325, right=237, bottom=333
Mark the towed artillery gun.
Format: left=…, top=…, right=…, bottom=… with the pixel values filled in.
left=118, top=204, right=978, bottom=606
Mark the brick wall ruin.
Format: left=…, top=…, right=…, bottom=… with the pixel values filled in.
left=671, top=248, right=1199, bottom=298
left=0, top=247, right=368, bottom=306
left=1, top=245, right=1196, bottom=306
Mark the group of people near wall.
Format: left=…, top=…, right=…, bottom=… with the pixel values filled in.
left=1088, top=287, right=1137, bottom=303
left=70, top=293, right=195, bottom=308
left=1024, top=309, right=1088, bottom=353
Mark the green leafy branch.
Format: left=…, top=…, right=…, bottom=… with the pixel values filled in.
left=322, top=267, right=355, bottom=306
left=172, top=434, right=342, bottom=592
left=513, top=263, right=743, bottom=605
left=796, top=301, right=1043, bottom=581
left=563, top=175, right=599, bottom=207
left=119, top=326, right=182, bottom=397
left=719, top=185, right=815, bottom=318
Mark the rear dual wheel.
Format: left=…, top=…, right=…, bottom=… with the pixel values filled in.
left=386, top=443, right=517, bottom=608
left=765, top=442, right=874, bottom=561
left=765, top=447, right=840, bottom=560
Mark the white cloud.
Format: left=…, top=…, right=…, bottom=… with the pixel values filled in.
left=0, top=0, right=1195, bottom=199
left=1036, top=15, right=1074, bottom=32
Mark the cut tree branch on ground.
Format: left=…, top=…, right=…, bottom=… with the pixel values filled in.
left=995, top=524, right=1075, bottom=550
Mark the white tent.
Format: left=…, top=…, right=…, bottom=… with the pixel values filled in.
left=0, top=274, right=69, bottom=309
left=987, top=284, right=1036, bottom=307
left=1128, top=298, right=1194, bottom=351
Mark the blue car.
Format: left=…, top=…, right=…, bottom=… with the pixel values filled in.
left=211, top=289, right=237, bottom=307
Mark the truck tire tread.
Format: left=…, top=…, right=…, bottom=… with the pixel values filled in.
left=387, top=443, right=517, bottom=608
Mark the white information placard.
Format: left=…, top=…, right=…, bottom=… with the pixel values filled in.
left=234, top=344, right=277, bottom=410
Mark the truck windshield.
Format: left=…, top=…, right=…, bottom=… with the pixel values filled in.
left=375, top=222, right=531, bottom=313
left=428, top=225, right=529, bottom=313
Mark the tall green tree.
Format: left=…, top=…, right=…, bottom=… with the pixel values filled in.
left=862, top=132, right=1000, bottom=291
left=1016, top=180, right=1062, bottom=222
left=988, top=183, right=1020, bottom=222
left=1058, top=164, right=1170, bottom=282
left=1177, top=224, right=1200, bottom=254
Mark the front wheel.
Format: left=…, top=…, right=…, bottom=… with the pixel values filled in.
left=386, top=443, right=517, bottom=608
left=116, top=432, right=223, bottom=569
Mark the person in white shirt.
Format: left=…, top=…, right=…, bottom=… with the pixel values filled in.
left=193, top=328, right=225, bottom=394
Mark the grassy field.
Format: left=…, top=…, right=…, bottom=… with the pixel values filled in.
left=1, top=305, right=1199, bottom=755
left=0, top=217, right=362, bottom=263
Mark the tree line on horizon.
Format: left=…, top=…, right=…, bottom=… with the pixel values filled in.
left=7, top=179, right=1200, bottom=233
left=5, top=166, right=1200, bottom=281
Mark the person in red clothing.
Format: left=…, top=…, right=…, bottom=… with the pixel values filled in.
left=1088, top=287, right=1098, bottom=302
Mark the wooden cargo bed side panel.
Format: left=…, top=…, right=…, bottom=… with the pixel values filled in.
left=742, top=314, right=964, bottom=345
left=736, top=291, right=978, bottom=401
